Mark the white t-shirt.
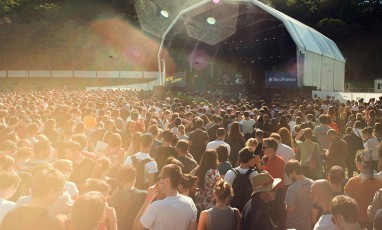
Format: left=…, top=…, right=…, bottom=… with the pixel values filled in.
left=0, top=198, right=15, bottom=225
left=224, top=167, right=258, bottom=187
left=240, top=119, right=256, bottom=134
left=206, top=140, right=231, bottom=155
left=313, top=214, right=336, bottom=230
left=65, top=181, right=79, bottom=198
left=124, top=152, right=158, bottom=183
left=364, top=137, right=380, bottom=161
left=140, top=194, right=197, bottom=230
left=276, top=143, right=296, bottom=186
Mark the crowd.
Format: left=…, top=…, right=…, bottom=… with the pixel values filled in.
left=0, top=88, right=382, bottom=230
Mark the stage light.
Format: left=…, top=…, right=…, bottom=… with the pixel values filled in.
left=160, top=10, right=169, bottom=18
left=207, top=17, right=216, bottom=24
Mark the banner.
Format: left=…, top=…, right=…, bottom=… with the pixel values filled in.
left=165, top=72, right=186, bottom=87
left=265, top=70, right=297, bottom=88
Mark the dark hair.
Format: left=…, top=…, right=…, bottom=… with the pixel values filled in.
left=196, top=150, right=218, bottom=189
left=239, top=147, right=254, bottom=163
left=71, top=191, right=106, bottom=230
left=285, top=159, right=303, bottom=175
left=176, top=140, right=189, bottom=153
left=161, top=164, right=183, bottom=189
left=263, top=137, right=278, bottom=151
left=31, top=168, right=65, bottom=198
left=216, top=127, right=226, bottom=137
left=227, top=122, right=245, bottom=143
left=117, top=166, right=136, bottom=185
left=83, top=178, right=110, bottom=194
left=327, top=166, right=345, bottom=185
left=216, top=145, right=229, bottom=162
left=194, top=118, right=204, bottom=128
left=162, top=130, right=174, bottom=142
left=331, top=195, right=359, bottom=224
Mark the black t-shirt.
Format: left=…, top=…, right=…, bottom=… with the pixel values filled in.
left=242, top=196, right=276, bottom=230
left=153, top=146, right=177, bottom=172
left=0, top=206, right=63, bottom=230
left=70, top=157, right=95, bottom=189
left=109, top=187, right=147, bottom=230
left=176, top=156, right=198, bottom=174
left=189, top=129, right=209, bottom=163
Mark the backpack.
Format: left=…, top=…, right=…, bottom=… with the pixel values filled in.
left=131, top=155, right=154, bottom=190
left=230, top=168, right=254, bottom=212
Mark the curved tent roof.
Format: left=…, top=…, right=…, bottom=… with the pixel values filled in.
left=250, top=0, right=345, bottom=63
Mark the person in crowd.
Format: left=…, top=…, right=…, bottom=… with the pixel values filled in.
left=242, top=171, right=281, bottom=229
left=330, top=195, right=362, bottom=230
left=224, top=147, right=258, bottom=211
left=153, top=129, right=177, bottom=172
left=311, top=179, right=336, bottom=230
left=327, top=166, right=345, bottom=196
left=262, top=137, right=286, bottom=229
left=216, top=145, right=232, bottom=177
left=284, top=160, right=313, bottom=230
left=326, top=129, right=348, bottom=173
left=278, top=127, right=296, bottom=150
left=198, top=180, right=241, bottom=230
left=105, top=133, right=125, bottom=177
left=133, top=164, right=197, bottom=230
left=109, top=166, right=146, bottom=230
left=193, top=150, right=220, bottom=210
left=0, top=173, right=20, bottom=225
left=342, top=127, right=364, bottom=178
left=368, top=188, right=382, bottom=223
left=345, top=150, right=382, bottom=229
left=52, top=159, right=79, bottom=201
left=362, top=126, right=380, bottom=171
left=69, top=191, right=109, bottom=230
left=189, top=119, right=209, bottom=163
left=206, top=128, right=231, bottom=155
left=240, top=111, right=256, bottom=141
left=226, top=122, right=245, bottom=167
left=175, top=140, right=198, bottom=174
left=65, top=141, right=95, bottom=189
left=124, top=133, right=158, bottom=190
left=313, top=115, right=332, bottom=152
left=207, top=116, right=223, bottom=142
left=1, top=168, right=65, bottom=230
left=295, top=128, right=320, bottom=179
left=270, top=133, right=295, bottom=186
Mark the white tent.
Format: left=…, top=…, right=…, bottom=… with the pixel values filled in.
left=157, top=0, right=346, bottom=91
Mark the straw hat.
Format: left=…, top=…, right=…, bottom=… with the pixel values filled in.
left=251, top=171, right=281, bottom=194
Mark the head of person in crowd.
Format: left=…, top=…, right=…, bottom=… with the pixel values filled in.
left=31, top=168, right=66, bottom=206
left=0, top=155, right=16, bottom=174
left=354, top=120, right=363, bottom=130
left=285, top=159, right=303, bottom=183
left=14, top=147, right=33, bottom=170
left=330, top=195, right=361, bottom=230
left=164, top=157, right=184, bottom=170
left=194, top=118, right=204, bottom=129
left=178, top=174, right=198, bottom=199
left=216, top=127, right=226, bottom=140
left=82, top=178, right=111, bottom=197
left=251, top=171, right=281, bottom=203
left=196, top=150, right=218, bottom=189
left=116, top=166, right=136, bottom=191
left=318, top=114, right=330, bottom=125
left=310, top=179, right=333, bottom=212
left=33, top=139, right=52, bottom=160
left=213, top=180, right=234, bottom=205
left=158, top=164, right=183, bottom=196
left=216, top=145, right=229, bottom=163
left=228, top=122, right=243, bottom=140
left=238, top=147, right=257, bottom=167
left=355, top=150, right=374, bottom=178
left=262, top=137, right=278, bottom=158
left=362, top=126, right=374, bottom=140
left=161, top=130, right=173, bottom=145
left=71, top=191, right=107, bottom=230
left=303, top=127, right=313, bottom=141
left=139, top=133, right=153, bottom=151
left=53, top=159, right=73, bottom=180
left=278, top=127, right=293, bottom=146
left=327, top=166, right=345, bottom=194
left=245, top=138, right=258, bottom=151
left=92, top=156, right=111, bottom=181
left=0, top=172, right=20, bottom=200
left=64, top=141, right=83, bottom=162
left=263, top=114, right=270, bottom=123
left=255, top=129, right=264, bottom=142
